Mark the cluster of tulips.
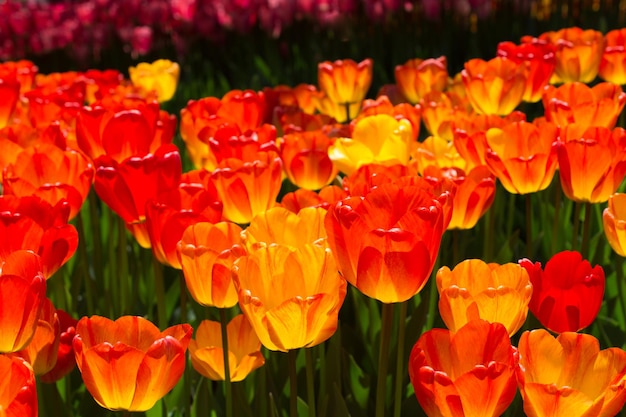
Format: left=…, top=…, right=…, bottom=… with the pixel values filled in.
left=4, top=24, right=626, bottom=417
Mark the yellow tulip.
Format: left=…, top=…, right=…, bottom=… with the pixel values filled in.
left=128, top=59, right=180, bottom=102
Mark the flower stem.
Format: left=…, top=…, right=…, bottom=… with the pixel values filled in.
left=152, top=254, right=167, bottom=329
left=305, top=348, right=317, bottom=417
left=393, top=301, right=408, bottom=417
left=526, top=193, right=533, bottom=258
left=117, top=217, right=128, bottom=315
left=551, top=182, right=562, bottom=254
left=572, top=202, right=582, bottom=251
left=375, top=303, right=394, bottom=417
left=220, top=308, right=233, bottom=417
left=580, top=202, right=592, bottom=260
left=288, top=349, right=298, bottom=417
left=75, top=210, right=95, bottom=315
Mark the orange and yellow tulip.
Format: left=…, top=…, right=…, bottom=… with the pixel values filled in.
left=394, top=56, right=448, bottom=104
left=603, top=193, right=626, bottom=257
left=232, top=243, right=347, bottom=352
left=325, top=180, right=447, bottom=303
left=0, top=250, right=46, bottom=353
left=413, top=135, right=468, bottom=173
left=177, top=221, right=245, bottom=308
left=317, top=58, right=373, bottom=106
left=437, top=259, right=532, bottom=336
left=279, top=186, right=347, bottom=213
left=128, top=59, right=180, bottom=102
left=0, top=355, right=37, bottom=417
left=40, top=309, right=78, bottom=383
left=420, top=91, right=471, bottom=139
left=600, top=28, right=626, bottom=85
left=189, top=314, right=265, bottom=381
left=517, top=330, right=626, bottom=417
left=461, top=56, right=526, bottom=116
left=409, top=320, right=518, bottom=417
left=278, top=130, right=338, bottom=190
left=0, top=71, right=20, bottom=129
left=73, top=315, right=192, bottom=412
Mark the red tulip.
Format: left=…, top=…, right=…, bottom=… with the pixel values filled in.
left=40, top=309, right=78, bottom=383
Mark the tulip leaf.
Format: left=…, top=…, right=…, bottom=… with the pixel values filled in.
left=346, top=353, right=371, bottom=411
left=330, top=382, right=352, bottom=417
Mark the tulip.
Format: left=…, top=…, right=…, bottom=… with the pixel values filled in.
left=600, top=28, right=626, bottom=85
left=81, top=68, right=124, bottom=104
left=73, top=315, right=192, bottom=412
left=279, top=186, right=347, bottom=213
left=325, top=180, right=447, bottom=303
left=0, top=196, right=78, bottom=279
left=0, top=59, right=37, bottom=93
left=542, top=82, right=626, bottom=129
left=3, top=143, right=94, bottom=220
left=409, top=320, right=518, bottom=417
left=317, top=58, right=373, bottom=106
left=517, top=330, right=626, bottom=417
left=539, top=27, right=605, bottom=83
left=413, top=135, right=468, bottom=173
left=40, top=309, right=78, bottom=383
left=328, top=114, right=413, bottom=176
left=204, top=123, right=277, bottom=172
left=279, top=130, right=338, bottom=190
left=24, top=80, right=85, bottom=129
left=189, top=314, right=265, bottom=381
left=177, top=221, right=244, bottom=308
left=555, top=125, right=626, bottom=204
left=604, top=193, right=626, bottom=257
left=519, top=250, right=604, bottom=333
left=437, top=259, right=532, bottom=336
left=0, top=250, right=46, bottom=353
left=461, top=56, right=526, bottom=116
left=485, top=120, right=559, bottom=194
left=0, top=71, right=20, bottom=129
left=13, top=297, right=60, bottom=375
left=342, top=163, right=408, bottom=197
left=0, top=355, right=37, bottom=417
left=313, top=91, right=362, bottom=123
left=128, top=59, right=180, bottom=102
left=394, top=57, right=448, bottom=104
left=232, top=243, right=347, bottom=352
left=355, top=97, right=422, bottom=141
left=420, top=91, right=471, bottom=140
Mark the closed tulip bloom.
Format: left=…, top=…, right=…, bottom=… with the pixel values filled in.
left=232, top=243, right=347, bottom=352
left=409, top=320, right=518, bottom=417
left=0, top=355, right=37, bottom=417
left=13, top=297, right=60, bottom=375
left=329, top=114, right=414, bottom=176
left=279, top=186, right=347, bottom=213
left=420, top=91, right=471, bottom=140
left=461, top=57, right=526, bottom=116
left=437, top=259, right=532, bottom=336
left=0, top=250, right=46, bottom=353
left=517, top=330, right=626, bottom=417
left=128, top=59, right=180, bottom=102
left=519, top=250, right=604, bottom=333
left=394, top=56, right=448, bottom=104
left=279, top=130, right=338, bottom=190
left=556, top=125, right=626, bottom=204
left=0, top=72, right=19, bottom=129
left=40, top=309, right=78, bottom=383
left=485, top=120, right=558, bottom=194
left=325, top=181, right=447, bottom=303
left=539, top=27, right=605, bottom=83
left=189, top=314, right=264, bottom=382
left=604, top=193, right=626, bottom=257
left=211, top=150, right=283, bottom=225
left=543, top=82, right=626, bottom=129
left=177, top=222, right=244, bottom=308
left=600, top=28, right=626, bottom=85
left=73, top=316, right=192, bottom=412
left=413, top=135, right=468, bottom=173
left=317, top=58, right=373, bottom=105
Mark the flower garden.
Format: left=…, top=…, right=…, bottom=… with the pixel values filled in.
left=4, top=0, right=626, bottom=416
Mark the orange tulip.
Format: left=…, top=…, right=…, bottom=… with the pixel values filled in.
left=342, top=163, right=408, bottom=197
left=604, top=193, right=626, bottom=257
left=353, top=96, right=422, bottom=141
left=189, top=314, right=264, bottom=381
left=0, top=355, right=37, bottom=417
left=0, top=71, right=20, bottom=129
left=409, top=320, right=518, bottom=417
left=177, top=221, right=244, bottom=308
left=279, top=186, right=347, bottom=213
left=232, top=243, right=347, bottom=352
left=413, top=135, right=468, bottom=173
left=24, top=80, right=85, bottom=129
left=81, top=69, right=124, bottom=104
left=313, top=91, right=362, bottom=123
left=420, top=91, right=471, bottom=140
left=278, top=129, right=338, bottom=190
left=497, top=38, right=556, bottom=102
left=394, top=57, right=448, bottom=104
left=485, top=120, right=559, bottom=194
left=437, top=259, right=532, bottom=336
left=211, top=150, right=283, bottom=225
left=13, top=297, right=60, bottom=375
left=317, top=58, right=373, bottom=106
left=461, top=57, right=526, bottom=116
left=0, top=59, right=37, bottom=93
left=128, top=59, right=180, bottom=102
left=73, top=316, right=192, bottom=412
left=539, top=27, right=605, bottom=83
left=40, top=309, right=78, bottom=383
left=0, top=250, right=46, bottom=353
left=542, top=82, right=626, bottom=129
left=517, top=330, right=626, bottom=417
left=556, top=125, right=626, bottom=203
left=423, top=165, right=495, bottom=230
left=600, top=28, right=626, bottom=85
left=325, top=180, right=448, bottom=303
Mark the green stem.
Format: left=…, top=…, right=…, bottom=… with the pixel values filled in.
left=452, top=230, right=459, bottom=266
left=572, top=202, right=582, bottom=251
left=288, top=349, right=298, bottom=417
left=375, top=303, right=394, bottom=417
left=118, top=218, right=128, bottom=316
left=88, top=191, right=103, bottom=286
left=424, top=264, right=440, bottom=333
left=122, top=410, right=132, bottom=417
left=75, top=211, right=95, bottom=315
left=152, top=255, right=167, bottom=329
left=482, top=206, right=494, bottom=261
left=220, top=308, right=233, bottom=417
left=344, top=102, right=351, bottom=123
left=580, top=202, right=592, bottom=260
left=525, top=193, right=533, bottom=259
left=392, top=301, right=408, bottom=417
left=551, top=182, right=562, bottom=254
left=305, top=348, right=317, bottom=417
